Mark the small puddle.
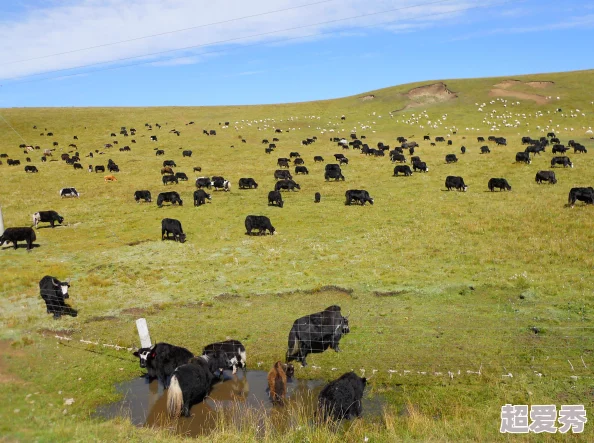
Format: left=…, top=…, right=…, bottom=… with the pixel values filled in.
left=96, top=370, right=383, bottom=436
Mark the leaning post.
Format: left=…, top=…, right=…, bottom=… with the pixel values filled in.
left=136, top=318, right=152, bottom=349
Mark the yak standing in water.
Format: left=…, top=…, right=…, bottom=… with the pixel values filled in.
left=166, top=353, right=229, bottom=417
left=268, top=361, right=288, bottom=404
left=286, top=305, right=350, bottom=367
left=317, top=372, right=367, bottom=421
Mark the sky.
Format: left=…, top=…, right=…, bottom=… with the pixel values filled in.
left=0, top=0, right=592, bottom=107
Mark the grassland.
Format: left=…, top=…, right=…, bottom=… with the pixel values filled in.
left=0, top=69, right=593, bottom=441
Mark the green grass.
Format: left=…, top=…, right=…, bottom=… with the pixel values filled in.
left=1, top=69, right=593, bottom=441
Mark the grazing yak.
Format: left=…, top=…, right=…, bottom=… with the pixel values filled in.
left=32, top=211, right=64, bottom=228
left=182, top=150, right=192, bottom=157
left=268, top=361, right=287, bottom=404
left=568, top=187, right=594, bottom=208
left=412, top=161, right=429, bottom=172
left=59, top=188, right=79, bottom=198
left=314, top=192, right=321, bottom=203
left=239, top=178, right=258, bottom=189
left=193, top=189, right=211, bottom=206
left=445, top=154, right=458, bottom=163
left=286, top=305, right=350, bottom=367
left=325, top=164, right=345, bottom=181
left=0, top=227, right=36, bottom=251
left=274, top=170, right=292, bottom=180
left=167, top=353, right=228, bottom=417
left=551, top=156, right=573, bottom=168
left=314, top=156, right=324, bottom=162
left=212, top=177, right=231, bottom=191
left=295, top=166, right=309, bottom=175
left=393, top=165, right=412, bottom=176
left=24, top=165, right=38, bottom=173
left=161, top=218, right=186, bottom=243
left=104, top=175, right=117, bottom=182
left=535, top=171, right=557, bottom=184
left=488, top=178, right=512, bottom=192
left=202, top=339, right=247, bottom=374
left=175, top=172, right=188, bottom=181
left=160, top=167, right=174, bottom=175
left=515, top=152, right=532, bottom=164
left=317, top=372, right=367, bottom=421
left=345, top=190, right=373, bottom=205
left=157, top=191, right=183, bottom=207
left=245, top=215, right=275, bottom=235
left=552, top=145, right=569, bottom=154
left=445, top=176, right=468, bottom=192
left=134, top=190, right=152, bottom=203
left=133, top=342, right=194, bottom=388
left=39, top=275, right=75, bottom=319
left=268, top=191, right=284, bottom=208
left=195, top=177, right=212, bottom=189
left=390, top=153, right=406, bottom=163
left=162, top=175, right=178, bottom=185
left=275, top=179, right=300, bottom=191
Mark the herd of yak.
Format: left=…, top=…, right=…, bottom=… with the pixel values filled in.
left=1, top=122, right=591, bottom=251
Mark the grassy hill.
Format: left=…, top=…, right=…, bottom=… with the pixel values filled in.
left=0, top=70, right=593, bottom=441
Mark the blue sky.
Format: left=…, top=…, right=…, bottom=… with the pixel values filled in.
left=0, top=0, right=592, bottom=107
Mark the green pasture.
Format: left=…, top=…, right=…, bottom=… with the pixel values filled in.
left=0, top=70, right=593, bottom=441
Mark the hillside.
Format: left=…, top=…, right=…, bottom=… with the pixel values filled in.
left=0, top=70, right=593, bottom=441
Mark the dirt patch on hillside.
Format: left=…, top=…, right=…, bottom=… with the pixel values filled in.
left=392, top=82, right=457, bottom=112
left=493, top=80, right=522, bottom=89
left=407, top=82, right=457, bottom=101
left=493, top=79, right=554, bottom=90
left=359, top=94, right=375, bottom=101
left=489, top=88, right=549, bottom=104
left=120, top=307, right=147, bottom=316
left=525, top=81, right=554, bottom=89
left=127, top=239, right=151, bottom=247
left=373, top=290, right=408, bottom=297
left=38, top=328, right=74, bottom=338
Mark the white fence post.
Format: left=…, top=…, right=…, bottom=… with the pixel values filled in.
left=136, top=318, right=152, bottom=348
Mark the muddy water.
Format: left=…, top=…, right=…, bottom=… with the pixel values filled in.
left=97, top=370, right=383, bottom=437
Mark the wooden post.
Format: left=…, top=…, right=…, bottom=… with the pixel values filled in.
left=136, top=318, right=152, bottom=348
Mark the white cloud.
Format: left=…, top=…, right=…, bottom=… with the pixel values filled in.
left=451, top=14, right=594, bottom=41
left=0, top=0, right=486, bottom=81
left=148, top=56, right=202, bottom=67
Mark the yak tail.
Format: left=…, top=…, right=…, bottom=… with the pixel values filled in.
left=286, top=327, right=299, bottom=361
left=167, top=374, right=183, bottom=418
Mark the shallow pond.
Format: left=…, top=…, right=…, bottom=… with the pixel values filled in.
left=96, top=370, right=383, bottom=436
